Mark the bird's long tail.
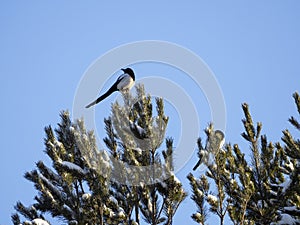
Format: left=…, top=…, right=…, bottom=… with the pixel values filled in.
left=192, top=160, right=201, bottom=171
left=85, top=86, right=117, bottom=108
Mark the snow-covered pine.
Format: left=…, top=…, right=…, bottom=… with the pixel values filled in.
left=13, top=87, right=187, bottom=225
left=207, top=194, right=218, bottom=204
left=82, top=193, right=91, bottom=201
left=59, top=161, right=86, bottom=175
left=31, top=218, right=50, bottom=225
left=272, top=213, right=298, bottom=225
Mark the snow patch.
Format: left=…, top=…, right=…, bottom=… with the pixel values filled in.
left=280, top=179, right=292, bottom=192
left=169, top=172, right=180, bottom=184
left=101, top=150, right=110, bottom=162
left=196, top=189, right=203, bottom=197
left=194, top=212, right=202, bottom=220
left=82, top=193, right=91, bottom=200
left=32, top=218, right=50, bottom=225
left=109, top=196, right=118, bottom=205
left=130, top=121, right=146, bottom=138
left=133, top=147, right=143, bottom=154
left=60, top=161, right=86, bottom=175
left=284, top=206, right=298, bottom=211
left=276, top=213, right=297, bottom=225
left=117, top=209, right=125, bottom=218
left=207, top=194, right=218, bottom=203
left=286, top=160, right=294, bottom=171
left=38, top=172, right=60, bottom=201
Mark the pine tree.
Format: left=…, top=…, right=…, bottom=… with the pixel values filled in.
left=190, top=92, right=300, bottom=225
left=102, top=84, right=187, bottom=225
left=12, top=84, right=186, bottom=225
left=279, top=92, right=300, bottom=223
left=188, top=124, right=228, bottom=225
left=12, top=111, right=123, bottom=225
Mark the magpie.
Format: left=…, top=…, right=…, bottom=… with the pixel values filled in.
left=85, top=68, right=135, bottom=108
left=193, top=130, right=225, bottom=171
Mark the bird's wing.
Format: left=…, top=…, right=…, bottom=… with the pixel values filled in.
left=116, top=74, right=134, bottom=91
left=116, top=73, right=127, bottom=82
left=206, top=130, right=225, bottom=153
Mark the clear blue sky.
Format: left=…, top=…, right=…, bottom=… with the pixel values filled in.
left=1, top=1, right=300, bottom=225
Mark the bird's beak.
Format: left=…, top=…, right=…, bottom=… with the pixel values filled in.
left=121, top=68, right=125, bottom=72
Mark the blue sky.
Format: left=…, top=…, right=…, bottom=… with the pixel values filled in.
left=1, top=1, right=300, bottom=224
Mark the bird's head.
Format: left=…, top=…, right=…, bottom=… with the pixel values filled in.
left=121, top=68, right=135, bottom=80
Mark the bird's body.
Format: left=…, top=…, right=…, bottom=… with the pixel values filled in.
left=86, top=68, right=135, bottom=108
left=193, top=130, right=225, bottom=171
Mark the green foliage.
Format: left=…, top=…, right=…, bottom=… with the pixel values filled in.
left=189, top=124, right=229, bottom=225
left=12, top=84, right=186, bottom=225
left=11, top=84, right=300, bottom=225
left=190, top=92, right=300, bottom=225
left=103, top=84, right=186, bottom=225
left=188, top=173, right=209, bottom=225
left=12, top=111, right=126, bottom=225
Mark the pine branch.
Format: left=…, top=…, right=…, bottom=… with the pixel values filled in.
left=293, top=92, right=300, bottom=115
left=188, top=173, right=209, bottom=225
left=288, top=116, right=300, bottom=130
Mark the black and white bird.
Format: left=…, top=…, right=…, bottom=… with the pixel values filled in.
left=85, top=68, right=135, bottom=108
left=193, top=130, right=225, bottom=171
